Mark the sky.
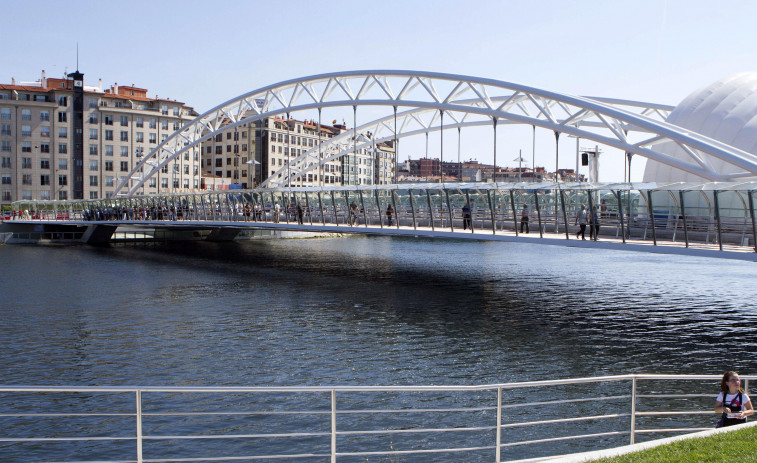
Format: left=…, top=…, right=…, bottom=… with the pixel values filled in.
left=4, top=0, right=756, bottom=182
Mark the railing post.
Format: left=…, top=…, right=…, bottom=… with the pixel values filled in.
left=426, top=189, right=435, bottom=231
left=331, top=389, right=337, bottom=463
left=487, top=190, right=496, bottom=235
left=560, top=189, right=569, bottom=240
left=510, top=190, right=519, bottom=236
left=445, top=189, right=454, bottom=231
left=136, top=390, right=143, bottom=463
left=391, top=190, right=399, bottom=229
left=616, top=190, right=626, bottom=244
left=714, top=190, right=723, bottom=251
left=534, top=191, right=543, bottom=238
left=630, top=377, right=637, bottom=445
left=749, top=190, right=757, bottom=253
left=647, top=190, right=657, bottom=245
left=409, top=190, right=417, bottom=230
left=318, top=191, right=326, bottom=226
left=496, top=387, right=502, bottom=463
left=679, top=190, right=689, bottom=248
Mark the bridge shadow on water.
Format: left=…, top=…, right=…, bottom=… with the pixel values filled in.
left=93, top=235, right=757, bottom=382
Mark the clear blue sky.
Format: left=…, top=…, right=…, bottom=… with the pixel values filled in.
left=4, top=0, right=755, bottom=181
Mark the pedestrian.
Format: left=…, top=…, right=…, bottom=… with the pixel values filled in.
left=590, top=206, right=600, bottom=241
left=296, top=204, right=304, bottom=225
left=244, top=203, right=252, bottom=222
left=274, top=203, right=280, bottom=223
left=715, top=371, right=753, bottom=427
left=575, top=205, right=587, bottom=240
left=520, top=204, right=529, bottom=234
left=462, top=204, right=472, bottom=230
left=386, top=204, right=394, bottom=226
left=349, top=202, right=358, bottom=226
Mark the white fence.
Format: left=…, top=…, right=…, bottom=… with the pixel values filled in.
left=0, top=374, right=749, bottom=462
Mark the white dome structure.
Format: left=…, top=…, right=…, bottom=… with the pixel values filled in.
left=644, top=72, right=757, bottom=183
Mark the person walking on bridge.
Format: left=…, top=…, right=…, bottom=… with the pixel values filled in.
left=520, top=204, right=530, bottom=234
left=386, top=204, right=394, bottom=226
left=575, top=205, right=587, bottom=240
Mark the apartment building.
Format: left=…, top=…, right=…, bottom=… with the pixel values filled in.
left=0, top=70, right=200, bottom=205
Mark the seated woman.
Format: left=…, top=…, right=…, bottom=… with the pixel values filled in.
left=715, top=371, right=754, bottom=427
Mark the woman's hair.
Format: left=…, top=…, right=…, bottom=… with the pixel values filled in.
left=721, top=371, right=745, bottom=393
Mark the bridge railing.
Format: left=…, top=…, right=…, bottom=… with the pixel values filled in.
left=0, top=374, right=749, bottom=462
left=7, top=183, right=757, bottom=252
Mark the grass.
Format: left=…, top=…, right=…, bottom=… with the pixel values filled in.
left=593, top=425, right=757, bottom=462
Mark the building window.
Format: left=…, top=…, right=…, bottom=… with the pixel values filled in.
left=149, top=133, right=156, bottom=143
left=161, top=105, right=168, bottom=115
left=21, top=125, right=31, bottom=137
left=1, top=156, right=10, bottom=168
left=90, top=191, right=98, bottom=199
left=89, top=128, right=98, bottom=140
left=136, top=117, right=143, bottom=128
left=58, top=158, right=68, bottom=170
left=40, top=110, right=50, bottom=121
left=58, top=143, right=67, bottom=154
left=58, top=111, right=67, bottom=122
left=136, top=132, right=143, bottom=143
left=40, top=126, right=50, bottom=137
left=161, top=178, right=168, bottom=188
left=89, top=144, right=98, bottom=155
left=58, top=190, right=67, bottom=200
left=1, top=124, right=10, bottom=136
left=40, top=143, right=49, bottom=153
left=215, top=159, right=222, bottom=168
left=148, top=178, right=156, bottom=188
left=40, top=158, right=49, bottom=169
left=105, top=176, right=114, bottom=187
left=89, top=160, right=98, bottom=171
left=105, top=130, right=113, bottom=141
left=173, top=122, right=179, bottom=131
left=120, top=131, right=128, bottom=142
left=120, top=161, right=128, bottom=172
left=21, top=174, right=32, bottom=185
left=120, top=146, right=128, bottom=157
left=58, top=127, right=67, bottom=138
left=120, top=115, right=128, bottom=126
left=105, top=145, right=113, bottom=156
left=58, top=174, right=67, bottom=186
left=88, top=97, right=98, bottom=108
left=21, top=109, right=31, bottom=121
left=149, top=118, right=156, bottom=129
left=40, top=174, right=50, bottom=185
left=22, top=157, right=32, bottom=168
left=105, top=161, right=113, bottom=171
left=21, top=142, right=32, bottom=153
left=1, top=174, right=11, bottom=184
left=161, top=120, right=168, bottom=130
left=0, top=141, right=10, bottom=152
left=0, top=108, right=10, bottom=120
left=104, top=115, right=113, bottom=125
left=89, top=175, right=98, bottom=186
left=88, top=113, right=98, bottom=124
left=2, top=191, right=11, bottom=201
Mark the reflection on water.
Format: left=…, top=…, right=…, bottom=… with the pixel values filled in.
left=2, top=236, right=756, bottom=387
left=1, top=236, right=756, bottom=460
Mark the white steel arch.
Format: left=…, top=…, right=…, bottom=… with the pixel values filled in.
left=263, top=96, right=675, bottom=188
left=114, top=71, right=757, bottom=196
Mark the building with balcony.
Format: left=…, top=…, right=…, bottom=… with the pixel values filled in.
left=0, top=70, right=200, bottom=205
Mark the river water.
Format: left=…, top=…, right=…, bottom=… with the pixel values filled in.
left=1, top=237, right=756, bottom=461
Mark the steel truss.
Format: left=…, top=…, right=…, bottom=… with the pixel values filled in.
left=114, top=71, right=757, bottom=196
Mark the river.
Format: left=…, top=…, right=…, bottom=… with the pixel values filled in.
left=1, top=236, right=756, bottom=460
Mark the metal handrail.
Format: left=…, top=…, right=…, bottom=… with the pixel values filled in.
left=0, top=374, right=752, bottom=462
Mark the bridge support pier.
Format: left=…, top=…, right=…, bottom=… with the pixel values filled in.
left=205, top=228, right=241, bottom=242
left=81, top=224, right=118, bottom=244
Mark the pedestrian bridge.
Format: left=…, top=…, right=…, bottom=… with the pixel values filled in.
left=4, top=182, right=757, bottom=261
